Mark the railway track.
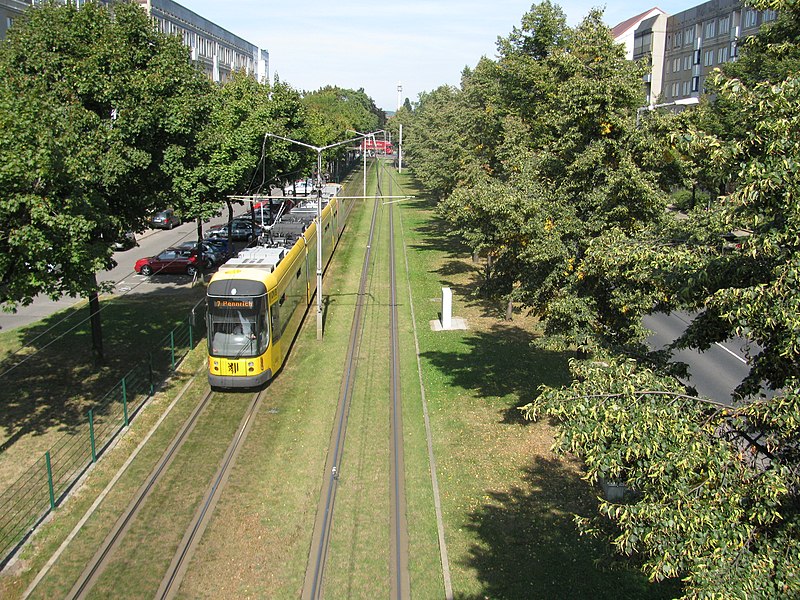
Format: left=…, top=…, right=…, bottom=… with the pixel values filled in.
left=155, top=389, right=264, bottom=599
left=48, top=159, right=415, bottom=599
left=65, top=387, right=263, bottom=599
left=302, top=158, right=411, bottom=599
left=388, top=161, right=411, bottom=599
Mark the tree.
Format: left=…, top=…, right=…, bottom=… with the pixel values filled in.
left=0, top=1, right=212, bottom=360
left=302, top=85, right=383, bottom=180
left=433, top=7, right=668, bottom=351
left=521, top=2, right=800, bottom=596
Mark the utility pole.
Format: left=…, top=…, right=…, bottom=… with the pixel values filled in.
left=264, top=132, right=372, bottom=339
left=397, top=82, right=403, bottom=112
left=398, top=124, right=403, bottom=173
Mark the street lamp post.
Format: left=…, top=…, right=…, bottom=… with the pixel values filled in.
left=264, top=132, right=368, bottom=339
left=348, top=129, right=385, bottom=197
left=636, top=96, right=700, bottom=126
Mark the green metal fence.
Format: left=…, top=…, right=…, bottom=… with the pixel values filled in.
left=0, top=299, right=206, bottom=567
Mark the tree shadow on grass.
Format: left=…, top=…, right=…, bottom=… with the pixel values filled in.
left=404, top=195, right=471, bottom=260
left=402, top=195, right=512, bottom=320
left=456, top=456, right=682, bottom=600
left=421, top=324, right=572, bottom=424
left=0, top=286, right=205, bottom=453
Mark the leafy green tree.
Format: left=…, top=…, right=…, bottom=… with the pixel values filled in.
left=303, top=85, right=382, bottom=146
left=522, top=2, right=800, bottom=596
left=0, top=1, right=211, bottom=359
left=302, top=85, right=383, bottom=181
left=435, top=7, right=667, bottom=351
left=185, top=73, right=311, bottom=238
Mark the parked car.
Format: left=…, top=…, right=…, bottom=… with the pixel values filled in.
left=285, top=179, right=313, bottom=196
left=150, top=209, right=181, bottom=230
left=207, top=219, right=265, bottom=242
left=112, top=231, right=137, bottom=251
left=134, top=247, right=199, bottom=276
left=173, top=240, right=229, bottom=268
left=202, top=237, right=236, bottom=261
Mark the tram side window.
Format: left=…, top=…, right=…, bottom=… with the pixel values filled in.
left=271, top=305, right=281, bottom=342
left=278, top=261, right=306, bottom=338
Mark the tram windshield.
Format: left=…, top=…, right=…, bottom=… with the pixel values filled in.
left=208, top=296, right=268, bottom=358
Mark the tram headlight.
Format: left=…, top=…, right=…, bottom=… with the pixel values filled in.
left=247, top=361, right=255, bottom=372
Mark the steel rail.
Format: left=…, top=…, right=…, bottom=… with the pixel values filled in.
left=156, top=389, right=264, bottom=599
left=302, top=159, right=382, bottom=600
left=67, top=388, right=216, bottom=599
left=387, top=163, right=411, bottom=599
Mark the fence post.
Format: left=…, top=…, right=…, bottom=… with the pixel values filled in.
left=45, top=451, right=55, bottom=510
left=89, top=410, right=97, bottom=463
left=122, top=377, right=129, bottom=427
left=149, top=353, right=154, bottom=396
left=170, top=331, right=176, bottom=370
left=189, top=318, right=194, bottom=349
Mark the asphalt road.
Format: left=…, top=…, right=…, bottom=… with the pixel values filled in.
left=644, top=311, right=755, bottom=405
left=0, top=213, right=235, bottom=333
left=0, top=188, right=318, bottom=334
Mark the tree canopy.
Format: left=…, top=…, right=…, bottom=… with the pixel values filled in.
left=0, top=1, right=211, bottom=306
left=405, top=1, right=800, bottom=596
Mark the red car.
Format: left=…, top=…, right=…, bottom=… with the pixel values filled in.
left=134, top=248, right=200, bottom=276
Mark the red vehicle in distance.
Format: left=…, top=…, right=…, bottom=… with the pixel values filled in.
left=360, top=139, right=393, bottom=155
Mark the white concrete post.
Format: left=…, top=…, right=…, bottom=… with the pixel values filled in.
left=442, top=287, right=452, bottom=330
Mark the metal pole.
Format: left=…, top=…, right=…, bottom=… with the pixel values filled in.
left=316, top=151, right=323, bottom=340
left=45, top=451, right=55, bottom=510
left=399, top=124, right=403, bottom=173
left=89, top=410, right=96, bottom=463
left=363, top=142, right=367, bottom=196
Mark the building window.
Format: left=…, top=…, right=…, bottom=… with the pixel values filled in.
left=704, top=50, right=714, bottom=66
left=692, top=76, right=700, bottom=92
left=693, top=49, right=701, bottom=65
left=719, top=16, right=730, bottom=35
left=633, top=31, right=653, bottom=57
left=673, top=57, right=680, bottom=73
left=764, top=10, right=777, bottom=22
left=686, top=27, right=695, bottom=43
left=731, top=41, right=738, bottom=59
left=684, top=55, right=691, bottom=70
left=672, top=82, right=679, bottom=98
left=683, top=80, right=690, bottom=96
left=674, top=30, right=682, bottom=48
left=718, top=46, right=728, bottom=63
left=705, top=20, right=716, bottom=39
left=745, top=10, right=758, bottom=28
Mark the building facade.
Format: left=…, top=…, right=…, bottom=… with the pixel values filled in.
left=612, top=8, right=669, bottom=105
left=615, top=1, right=779, bottom=105
left=134, top=0, right=267, bottom=83
left=0, top=0, right=268, bottom=84
left=661, top=0, right=776, bottom=102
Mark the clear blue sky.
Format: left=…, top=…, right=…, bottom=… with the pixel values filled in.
left=180, top=1, right=698, bottom=111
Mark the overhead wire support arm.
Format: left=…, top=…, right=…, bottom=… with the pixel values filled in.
left=263, top=131, right=377, bottom=339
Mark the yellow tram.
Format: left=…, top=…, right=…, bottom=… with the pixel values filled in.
left=207, top=188, right=351, bottom=389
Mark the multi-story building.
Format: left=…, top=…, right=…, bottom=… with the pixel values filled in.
left=612, top=8, right=669, bottom=105
left=614, top=1, right=779, bottom=105
left=0, top=0, right=268, bottom=84
left=0, top=0, right=27, bottom=38
left=134, top=0, right=267, bottom=83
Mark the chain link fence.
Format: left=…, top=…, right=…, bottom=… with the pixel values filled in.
left=0, top=299, right=207, bottom=567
